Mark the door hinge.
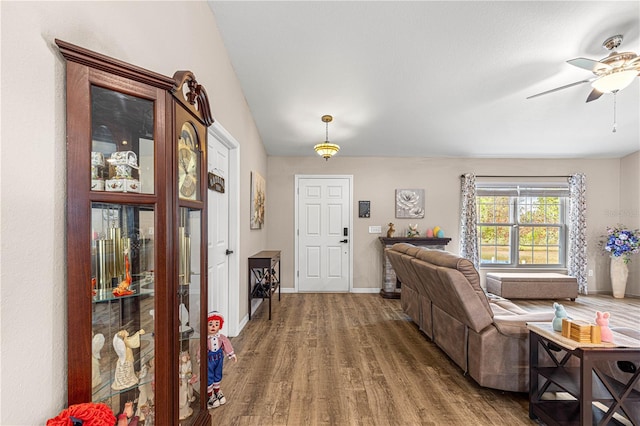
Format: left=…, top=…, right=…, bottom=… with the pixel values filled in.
left=297, top=270, right=299, bottom=277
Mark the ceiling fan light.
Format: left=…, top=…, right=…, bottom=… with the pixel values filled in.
left=591, top=70, right=637, bottom=93
left=314, top=142, right=340, bottom=160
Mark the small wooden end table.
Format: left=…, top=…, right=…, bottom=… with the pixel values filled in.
left=248, top=250, right=281, bottom=320
left=528, top=322, right=640, bottom=426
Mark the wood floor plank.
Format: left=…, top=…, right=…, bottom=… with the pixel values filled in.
left=209, top=293, right=639, bottom=425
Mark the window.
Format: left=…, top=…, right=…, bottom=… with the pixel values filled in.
left=476, top=183, right=568, bottom=267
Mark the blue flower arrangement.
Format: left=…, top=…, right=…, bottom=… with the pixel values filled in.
left=602, top=225, right=640, bottom=263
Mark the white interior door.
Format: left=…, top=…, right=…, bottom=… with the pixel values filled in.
left=208, top=122, right=240, bottom=336
left=207, top=123, right=239, bottom=336
left=296, top=176, right=352, bottom=292
left=208, top=132, right=230, bottom=325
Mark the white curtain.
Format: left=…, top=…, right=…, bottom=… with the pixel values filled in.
left=460, top=173, right=479, bottom=270
left=568, top=173, right=588, bottom=294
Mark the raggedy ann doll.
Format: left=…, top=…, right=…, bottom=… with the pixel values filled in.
left=207, top=311, right=237, bottom=409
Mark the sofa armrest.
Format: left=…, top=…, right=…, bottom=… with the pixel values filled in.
left=492, top=312, right=555, bottom=337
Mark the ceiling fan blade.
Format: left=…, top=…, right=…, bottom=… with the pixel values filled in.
left=586, top=88, right=603, bottom=103
left=526, top=79, right=592, bottom=99
left=626, top=57, right=640, bottom=71
left=567, top=57, right=611, bottom=72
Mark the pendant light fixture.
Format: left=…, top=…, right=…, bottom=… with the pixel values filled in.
left=314, top=114, right=339, bottom=160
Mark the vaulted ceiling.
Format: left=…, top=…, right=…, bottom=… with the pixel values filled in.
left=208, top=1, right=640, bottom=159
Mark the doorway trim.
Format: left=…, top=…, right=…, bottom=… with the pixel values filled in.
left=207, top=121, right=241, bottom=337
left=294, top=174, right=354, bottom=293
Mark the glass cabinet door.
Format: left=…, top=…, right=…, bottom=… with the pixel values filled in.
left=90, top=204, right=156, bottom=421
left=91, top=86, right=155, bottom=195
left=177, top=207, right=202, bottom=423
left=85, top=82, right=159, bottom=421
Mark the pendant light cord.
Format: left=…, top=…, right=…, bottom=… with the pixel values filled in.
left=612, top=90, right=617, bottom=133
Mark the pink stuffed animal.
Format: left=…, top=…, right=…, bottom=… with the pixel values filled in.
left=595, top=311, right=613, bottom=343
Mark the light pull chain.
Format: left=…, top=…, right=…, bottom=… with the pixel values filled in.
left=612, top=90, right=617, bottom=133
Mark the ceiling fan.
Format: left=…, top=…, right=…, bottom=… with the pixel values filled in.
left=527, top=35, right=640, bottom=102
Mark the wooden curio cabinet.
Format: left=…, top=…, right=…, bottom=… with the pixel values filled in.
left=57, top=39, right=212, bottom=425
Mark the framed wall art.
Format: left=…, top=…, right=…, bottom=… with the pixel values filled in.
left=395, top=188, right=425, bottom=218
left=250, top=171, right=265, bottom=229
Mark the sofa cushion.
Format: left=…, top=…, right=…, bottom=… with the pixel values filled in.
left=435, top=266, right=494, bottom=333
left=492, top=312, right=560, bottom=337
left=413, top=248, right=493, bottom=321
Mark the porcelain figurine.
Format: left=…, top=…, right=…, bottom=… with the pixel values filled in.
left=552, top=302, right=567, bottom=332
left=135, top=357, right=154, bottom=420
left=91, top=333, right=105, bottom=388
left=111, top=329, right=145, bottom=390
left=386, top=223, right=395, bottom=238
left=596, top=311, right=614, bottom=342
left=178, top=351, right=196, bottom=419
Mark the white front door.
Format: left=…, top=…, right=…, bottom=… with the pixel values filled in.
left=296, top=176, right=352, bottom=292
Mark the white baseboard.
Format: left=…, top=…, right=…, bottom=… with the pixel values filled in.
left=350, top=288, right=382, bottom=294
left=280, top=287, right=381, bottom=294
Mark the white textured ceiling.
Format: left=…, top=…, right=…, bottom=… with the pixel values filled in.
left=208, top=1, right=640, bottom=158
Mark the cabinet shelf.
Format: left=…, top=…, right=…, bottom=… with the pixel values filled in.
left=92, top=279, right=154, bottom=303
left=536, top=367, right=640, bottom=403
left=530, top=400, right=628, bottom=426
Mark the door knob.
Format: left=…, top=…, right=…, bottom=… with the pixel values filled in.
left=225, top=249, right=234, bottom=255
left=340, top=239, right=348, bottom=243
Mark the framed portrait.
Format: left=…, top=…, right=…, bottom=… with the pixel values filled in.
left=395, top=189, right=425, bottom=218
left=250, top=171, right=265, bottom=229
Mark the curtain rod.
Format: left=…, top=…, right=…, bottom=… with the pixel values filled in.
left=460, top=174, right=571, bottom=178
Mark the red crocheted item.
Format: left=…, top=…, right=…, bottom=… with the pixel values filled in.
left=47, top=402, right=116, bottom=426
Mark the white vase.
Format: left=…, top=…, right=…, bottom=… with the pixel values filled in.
left=610, top=256, right=629, bottom=298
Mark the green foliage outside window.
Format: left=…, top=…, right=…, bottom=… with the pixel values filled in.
left=477, top=192, right=565, bottom=266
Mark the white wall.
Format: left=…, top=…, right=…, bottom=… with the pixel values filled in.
left=0, top=2, right=266, bottom=424
left=619, top=151, right=640, bottom=295
left=267, top=156, right=634, bottom=295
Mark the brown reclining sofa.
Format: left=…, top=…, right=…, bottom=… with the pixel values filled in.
left=386, top=243, right=555, bottom=392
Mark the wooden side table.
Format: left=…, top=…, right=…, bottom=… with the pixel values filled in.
left=528, top=322, right=640, bottom=426
left=378, top=237, right=451, bottom=298
left=248, top=250, right=281, bottom=320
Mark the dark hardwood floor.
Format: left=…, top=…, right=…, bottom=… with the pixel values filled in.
left=208, top=293, right=639, bottom=425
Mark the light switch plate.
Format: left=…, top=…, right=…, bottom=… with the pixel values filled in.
left=369, top=225, right=382, bottom=234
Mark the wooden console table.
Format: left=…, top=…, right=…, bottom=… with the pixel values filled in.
left=379, top=237, right=451, bottom=299
left=248, top=250, right=281, bottom=320
left=528, top=322, right=640, bottom=426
